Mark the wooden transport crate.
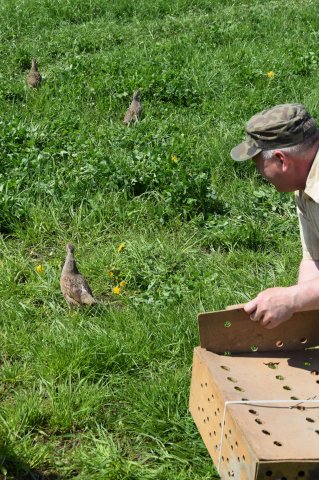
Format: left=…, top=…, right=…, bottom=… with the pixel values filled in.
left=189, top=306, right=319, bottom=479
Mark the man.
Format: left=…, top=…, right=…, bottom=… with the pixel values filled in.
left=231, top=103, right=319, bottom=329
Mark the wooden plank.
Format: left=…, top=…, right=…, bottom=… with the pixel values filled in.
left=189, top=348, right=258, bottom=479
left=198, top=306, right=319, bottom=354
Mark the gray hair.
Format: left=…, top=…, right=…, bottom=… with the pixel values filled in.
left=258, top=129, right=319, bottom=161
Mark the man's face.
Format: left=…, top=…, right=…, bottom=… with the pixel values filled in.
left=253, top=153, right=297, bottom=192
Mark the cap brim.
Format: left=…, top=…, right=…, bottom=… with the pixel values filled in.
left=230, top=141, right=261, bottom=161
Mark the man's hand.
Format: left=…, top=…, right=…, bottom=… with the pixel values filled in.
left=244, top=287, right=296, bottom=329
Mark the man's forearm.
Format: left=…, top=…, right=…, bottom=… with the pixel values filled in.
left=282, top=259, right=319, bottom=314
left=290, top=274, right=319, bottom=313
left=298, top=259, right=319, bottom=283
left=244, top=259, right=319, bottom=329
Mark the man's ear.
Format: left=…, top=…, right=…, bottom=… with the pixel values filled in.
left=273, top=149, right=289, bottom=171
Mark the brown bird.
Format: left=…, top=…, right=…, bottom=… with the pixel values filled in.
left=60, top=243, right=97, bottom=307
left=123, top=89, right=142, bottom=125
left=27, top=58, right=42, bottom=88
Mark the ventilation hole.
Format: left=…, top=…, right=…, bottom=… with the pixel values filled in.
left=228, top=429, right=232, bottom=434
left=205, top=382, right=208, bottom=387
left=214, top=411, right=217, bottom=416
left=276, top=340, right=284, bottom=348
left=208, top=397, right=210, bottom=402
left=231, top=444, right=234, bottom=450
left=201, top=383, right=203, bottom=388
left=217, top=408, right=220, bottom=412
left=250, top=345, right=258, bottom=352
left=276, top=375, right=284, bottom=380
left=207, top=416, right=209, bottom=421
left=242, top=455, right=245, bottom=461
left=311, top=370, right=319, bottom=375
left=306, top=417, right=315, bottom=423
left=197, top=406, right=200, bottom=411
left=290, top=396, right=299, bottom=400
left=209, top=432, right=212, bottom=437
left=255, top=418, right=263, bottom=424
left=225, top=433, right=227, bottom=439
left=227, top=377, right=238, bottom=383
left=235, top=441, right=238, bottom=447
left=201, top=408, right=204, bottom=412
left=283, top=385, right=291, bottom=390
left=300, top=337, right=308, bottom=344
left=204, top=419, right=206, bottom=423
left=274, top=441, right=282, bottom=446
left=234, top=386, right=245, bottom=392
left=315, top=430, right=319, bottom=434
left=316, top=380, right=319, bottom=384
left=222, top=456, right=224, bottom=461
left=298, top=472, right=305, bottom=477
left=265, top=472, right=272, bottom=477
left=242, top=398, right=249, bottom=401
left=237, top=457, right=240, bottom=462
left=262, top=430, right=271, bottom=435
left=224, top=321, right=231, bottom=328
left=248, top=409, right=257, bottom=415
left=264, top=362, right=279, bottom=369
left=304, top=361, right=311, bottom=366
left=297, top=406, right=306, bottom=411
left=221, top=365, right=230, bottom=371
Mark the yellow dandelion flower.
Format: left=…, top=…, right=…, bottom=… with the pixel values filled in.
left=120, top=280, right=127, bottom=287
left=267, top=70, right=275, bottom=79
left=113, top=286, right=121, bottom=294
left=117, top=242, right=125, bottom=253
left=108, top=270, right=114, bottom=277
left=171, top=154, right=178, bottom=162
left=35, top=265, right=44, bottom=274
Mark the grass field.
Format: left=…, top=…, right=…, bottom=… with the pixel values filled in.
left=1, top=0, right=319, bottom=478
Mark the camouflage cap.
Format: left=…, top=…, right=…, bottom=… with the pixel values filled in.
left=231, top=103, right=317, bottom=161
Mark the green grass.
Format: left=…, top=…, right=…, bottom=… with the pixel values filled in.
left=1, top=0, right=318, bottom=477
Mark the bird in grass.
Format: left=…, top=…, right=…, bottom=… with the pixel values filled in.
left=60, top=243, right=98, bottom=307
left=123, top=89, right=142, bottom=125
left=27, top=58, right=42, bottom=88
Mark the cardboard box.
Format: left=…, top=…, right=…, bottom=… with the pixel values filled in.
left=189, top=307, right=319, bottom=479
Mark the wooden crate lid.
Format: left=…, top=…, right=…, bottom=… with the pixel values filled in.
left=198, top=305, right=319, bottom=354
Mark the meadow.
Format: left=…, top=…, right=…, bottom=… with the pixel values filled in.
left=1, top=0, right=319, bottom=478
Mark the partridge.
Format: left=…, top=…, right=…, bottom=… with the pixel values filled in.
left=60, top=243, right=97, bottom=307
left=27, top=58, right=42, bottom=88
left=123, top=89, right=142, bottom=125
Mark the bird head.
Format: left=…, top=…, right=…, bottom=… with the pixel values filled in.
left=31, top=58, right=38, bottom=70
left=133, top=89, right=141, bottom=100
left=66, top=243, right=75, bottom=253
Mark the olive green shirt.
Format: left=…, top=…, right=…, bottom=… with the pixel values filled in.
left=296, top=148, right=319, bottom=260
